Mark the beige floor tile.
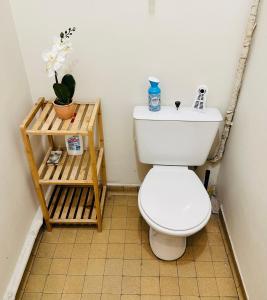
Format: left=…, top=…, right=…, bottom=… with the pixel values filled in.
left=113, top=196, right=128, bottom=206
left=127, top=196, right=138, bottom=207
left=58, top=229, right=77, bottom=243
left=81, top=294, right=101, bottom=300
left=92, top=230, right=110, bottom=243
left=161, top=296, right=180, bottom=300
left=37, top=243, right=56, bottom=258
left=179, top=278, right=199, bottom=296
left=141, top=231, right=149, bottom=244
left=75, top=229, right=93, bottom=243
left=141, top=276, right=160, bottom=295
left=195, top=262, right=215, bottom=277
left=216, top=278, right=238, bottom=297
left=122, top=276, right=141, bottom=294
left=123, top=259, right=141, bottom=276
left=141, top=259, right=159, bottom=276
left=89, top=244, right=107, bottom=258
left=68, top=258, right=87, bottom=275
left=43, top=275, right=66, bottom=293
left=160, top=261, right=177, bottom=277
left=191, top=230, right=208, bottom=246
left=21, top=293, right=42, bottom=300
left=41, top=294, right=61, bottom=300
left=42, top=228, right=61, bottom=243
left=61, top=294, right=82, bottom=300
left=104, top=206, right=113, bottom=218
left=63, top=275, right=84, bottom=293
left=200, top=297, right=219, bottom=300
left=125, top=230, right=141, bottom=244
left=160, top=276, right=179, bottom=295
left=104, top=258, right=123, bottom=275
left=180, top=297, right=199, bottom=300
left=192, top=245, right=212, bottom=262
left=25, top=275, right=46, bottom=293
left=207, top=232, right=224, bottom=246
left=31, top=258, right=51, bottom=275
left=121, top=295, right=140, bottom=300
left=107, top=243, right=124, bottom=258
left=86, top=258, right=106, bottom=275
left=112, top=206, right=127, bottom=218
left=124, top=244, right=141, bottom=259
left=177, top=260, right=196, bottom=277
left=126, top=218, right=142, bottom=230
left=141, top=296, right=160, bottom=300
left=213, top=262, right=232, bottom=277
left=83, top=275, right=103, bottom=294
left=205, top=216, right=220, bottom=233
left=49, top=258, right=70, bottom=275
left=54, top=243, right=74, bottom=259
left=102, top=218, right=112, bottom=230
left=197, top=278, right=219, bottom=296
left=101, top=295, right=121, bottom=300
left=141, top=244, right=155, bottom=260
left=127, top=206, right=140, bottom=218
left=109, top=230, right=126, bottom=243
left=179, top=247, right=194, bottom=261
left=102, top=275, right=122, bottom=294
left=210, top=246, right=227, bottom=262
left=71, top=243, right=90, bottom=258
left=111, top=218, right=127, bottom=229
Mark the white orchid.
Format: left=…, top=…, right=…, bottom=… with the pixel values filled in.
left=42, top=37, right=72, bottom=77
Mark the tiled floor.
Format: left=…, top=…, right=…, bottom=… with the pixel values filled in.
left=16, top=191, right=244, bottom=300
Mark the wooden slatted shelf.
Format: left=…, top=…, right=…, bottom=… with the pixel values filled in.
left=38, top=147, right=104, bottom=185
left=48, top=185, right=107, bottom=225
left=20, top=97, right=107, bottom=232
left=26, top=100, right=98, bottom=136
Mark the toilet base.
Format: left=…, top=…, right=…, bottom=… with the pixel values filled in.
left=149, top=227, right=186, bottom=260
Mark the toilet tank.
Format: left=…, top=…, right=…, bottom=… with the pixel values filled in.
left=133, top=106, right=223, bottom=166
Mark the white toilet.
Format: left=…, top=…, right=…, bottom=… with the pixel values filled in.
left=133, top=105, right=222, bottom=260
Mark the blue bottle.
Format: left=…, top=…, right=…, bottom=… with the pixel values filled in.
left=148, top=76, right=161, bottom=111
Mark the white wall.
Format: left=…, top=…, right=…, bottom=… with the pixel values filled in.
left=9, top=0, right=251, bottom=184
left=0, top=0, right=40, bottom=298
left=217, top=2, right=267, bottom=299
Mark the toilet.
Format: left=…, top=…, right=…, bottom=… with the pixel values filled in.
left=133, top=105, right=222, bottom=260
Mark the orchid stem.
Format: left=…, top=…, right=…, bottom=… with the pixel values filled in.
left=55, top=71, right=59, bottom=84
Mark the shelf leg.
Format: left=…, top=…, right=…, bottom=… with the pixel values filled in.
left=97, top=103, right=107, bottom=187
left=88, top=128, right=102, bottom=232
left=20, top=127, right=52, bottom=231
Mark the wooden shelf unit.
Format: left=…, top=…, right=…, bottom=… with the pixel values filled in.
left=20, top=97, right=107, bottom=231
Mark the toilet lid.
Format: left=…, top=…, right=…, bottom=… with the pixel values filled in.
left=139, top=167, right=211, bottom=232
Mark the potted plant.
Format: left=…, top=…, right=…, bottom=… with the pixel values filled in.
left=42, top=27, right=77, bottom=120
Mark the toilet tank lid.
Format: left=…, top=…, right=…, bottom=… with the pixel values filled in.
left=133, top=106, right=223, bottom=122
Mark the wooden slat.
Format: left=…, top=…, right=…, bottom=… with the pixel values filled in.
left=81, top=105, right=94, bottom=131
left=41, top=109, right=56, bottom=130
left=38, top=147, right=52, bottom=177
left=43, top=165, right=55, bottom=180
left=60, top=187, right=75, bottom=219
left=32, top=103, right=53, bottom=130
left=53, top=188, right=68, bottom=219
left=89, top=101, right=100, bottom=129
left=76, top=187, right=89, bottom=219
left=51, top=117, right=62, bottom=131
left=70, top=104, right=86, bottom=130
left=83, top=188, right=94, bottom=219
left=50, top=219, right=97, bottom=224
left=52, top=152, right=68, bottom=180
left=61, top=156, right=75, bottom=180
left=69, top=153, right=83, bottom=180
left=96, top=147, right=104, bottom=176
left=68, top=188, right=82, bottom=219
left=21, top=97, right=44, bottom=128
left=49, top=186, right=62, bottom=215
left=77, top=151, right=90, bottom=180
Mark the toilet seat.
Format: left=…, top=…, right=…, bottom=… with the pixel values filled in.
left=138, top=166, right=211, bottom=236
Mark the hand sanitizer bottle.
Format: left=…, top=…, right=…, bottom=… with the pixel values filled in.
left=65, top=135, right=83, bottom=155
left=148, top=76, right=161, bottom=111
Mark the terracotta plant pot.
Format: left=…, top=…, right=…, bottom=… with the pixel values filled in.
left=53, top=101, right=76, bottom=120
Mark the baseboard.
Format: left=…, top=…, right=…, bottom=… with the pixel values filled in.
left=219, top=208, right=248, bottom=300
left=3, top=208, right=43, bottom=300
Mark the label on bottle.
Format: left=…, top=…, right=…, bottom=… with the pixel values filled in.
left=66, top=136, right=81, bottom=151
left=149, top=94, right=161, bottom=111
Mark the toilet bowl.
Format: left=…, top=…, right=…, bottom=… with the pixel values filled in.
left=138, top=165, right=211, bottom=260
